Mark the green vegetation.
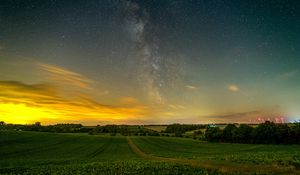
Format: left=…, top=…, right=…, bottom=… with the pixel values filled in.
left=1, top=131, right=300, bottom=174
left=143, top=125, right=167, bottom=132
left=131, top=136, right=300, bottom=174
left=88, top=125, right=160, bottom=136
left=2, top=121, right=300, bottom=145
left=164, top=123, right=207, bottom=137
left=0, top=122, right=92, bottom=133
left=0, top=131, right=221, bottom=175
left=205, top=121, right=300, bottom=144
left=0, top=161, right=225, bottom=175
left=132, top=136, right=300, bottom=164
left=1, top=121, right=300, bottom=174
left=0, top=131, right=138, bottom=168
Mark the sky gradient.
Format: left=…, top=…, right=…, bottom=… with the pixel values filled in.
left=0, top=0, right=299, bottom=125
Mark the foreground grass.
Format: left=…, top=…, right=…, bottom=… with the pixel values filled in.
left=1, top=131, right=300, bottom=174
left=0, top=132, right=227, bottom=175
left=0, top=131, right=226, bottom=175
left=0, top=161, right=227, bottom=175
left=0, top=131, right=139, bottom=168
left=131, top=136, right=300, bottom=174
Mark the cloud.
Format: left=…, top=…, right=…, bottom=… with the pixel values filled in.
left=185, top=85, right=197, bottom=90
left=37, top=63, right=93, bottom=90
left=228, top=84, right=239, bottom=92
left=278, top=70, right=298, bottom=79
left=206, top=108, right=287, bottom=123
left=99, top=90, right=110, bottom=95
left=0, top=81, right=147, bottom=125
left=0, top=45, right=4, bottom=51
left=168, top=104, right=185, bottom=110
left=120, top=96, right=138, bottom=104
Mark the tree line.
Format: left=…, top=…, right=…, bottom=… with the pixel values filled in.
left=205, top=121, right=300, bottom=144
left=164, top=123, right=206, bottom=137
left=0, top=122, right=160, bottom=136
left=89, top=125, right=160, bottom=136
left=0, top=122, right=91, bottom=133
left=2, top=121, right=300, bottom=144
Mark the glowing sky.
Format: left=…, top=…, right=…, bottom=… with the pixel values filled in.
left=0, top=0, right=299, bottom=125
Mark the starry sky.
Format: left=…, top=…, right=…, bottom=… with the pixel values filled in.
left=0, top=0, right=299, bottom=125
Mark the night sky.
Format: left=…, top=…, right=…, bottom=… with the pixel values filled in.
left=0, top=0, right=299, bottom=125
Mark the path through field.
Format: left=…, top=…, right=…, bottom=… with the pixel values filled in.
left=1, top=131, right=300, bottom=175
left=127, top=137, right=300, bottom=175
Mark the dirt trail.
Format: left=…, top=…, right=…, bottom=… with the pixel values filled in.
left=127, top=136, right=178, bottom=162
left=127, top=137, right=298, bottom=175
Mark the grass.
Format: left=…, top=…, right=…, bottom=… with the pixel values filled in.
left=0, top=131, right=222, bottom=175
left=131, top=136, right=300, bottom=174
left=0, top=161, right=225, bottom=175
left=1, top=131, right=300, bottom=174
left=0, top=131, right=139, bottom=168
left=143, top=125, right=167, bottom=132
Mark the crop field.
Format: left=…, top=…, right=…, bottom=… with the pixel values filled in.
left=143, top=125, right=167, bottom=132
left=131, top=137, right=300, bottom=174
left=1, top=131, right=300, bottom=174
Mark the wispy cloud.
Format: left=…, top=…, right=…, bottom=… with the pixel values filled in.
left=99, top=90, right=110, bottom=95
left=120, top=96, right=138, bottom=104
left=206, top=107, right=287, bottom=123
left=185, top=85, right=197, bottom=90
left=37, top=63, right=93, bottom=90
left=0, top=45, right=4, bottom=51
left=168, top=104, right=185, bottom=110
left=278, top=70, right=298, bottom=79
left=228, top=84, right=239, bottom=92
left=0, top=81, right=147, bottom=125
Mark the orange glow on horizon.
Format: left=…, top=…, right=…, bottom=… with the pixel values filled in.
left=0, top=101, right=147, bottom=125
left=0, top=81, right=148, bottom=125
left=0, top=103, right=60, bottom=124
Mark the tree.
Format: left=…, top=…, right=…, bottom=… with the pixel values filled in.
left=276, top=124, right=292, bottom=144
left=0, top=121, right=5, bottom=130
left=205, top=127, right=223, bottom=142
left=35, top=122, right=41, bottom=126
left=222, top=124, right=237, bottom=142
left=292, top=121, right=300, bottom=144
left=165, top=124, right=207, bottom=136
left=251, top=121, right=278, bottom=144
left=235, top=124, right=253, bottom=143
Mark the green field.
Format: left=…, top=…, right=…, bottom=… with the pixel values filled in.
left=131, top=137, right=300, bottom=174
left=1, top=131, right=300, bottom=174
left=144, top=125, right=167, bottom=132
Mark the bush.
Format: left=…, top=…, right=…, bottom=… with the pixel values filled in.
left=205, top=121, right=300, bottom=145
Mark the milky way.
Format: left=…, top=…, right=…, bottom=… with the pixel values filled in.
left=123, top=1, right=183, bottom=104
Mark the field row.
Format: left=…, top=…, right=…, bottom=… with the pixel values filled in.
left=1, top=131, right=300, bottom=174
left=0, top=131, right=139, bottom=168
left=130, top=137, right=300, bottom=174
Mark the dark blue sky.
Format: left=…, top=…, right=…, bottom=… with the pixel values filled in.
left=0, top=0, right=299, bottom=124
